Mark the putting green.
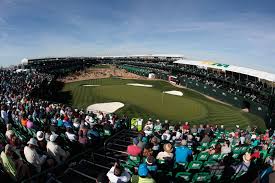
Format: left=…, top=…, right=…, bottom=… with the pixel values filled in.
left=62, top=78, right=265, bottom=129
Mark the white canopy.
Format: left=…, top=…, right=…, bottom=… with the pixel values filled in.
left=174, top=59, right=275, bottom=82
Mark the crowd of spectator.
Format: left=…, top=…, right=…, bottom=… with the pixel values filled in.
left=117, top=61, right=273, bottom=106
left=0, top=69, right=128, bottom=182
left=100, top=120, right=275, bottom=183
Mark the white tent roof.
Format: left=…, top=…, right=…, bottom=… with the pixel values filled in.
left=174, top=59, right=275, bottom=82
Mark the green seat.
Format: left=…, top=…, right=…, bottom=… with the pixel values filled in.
left=232, top=151, right=241, bottom=159
left=208, top=141, right=217, bottom=148
left=196, top=146, right=204, bottom=151
left=208, top=154, right=220, bottom=161
left=219, top=153, right=228, bottom=160
left=158, top=159, right=166, bottom=164
left=196, top=152, right=209, bottom=161
left=203, top=160, right=217, bottom=168
left=187, top=161, right=203, bottom=171
left=260, top=150, right=268, bottom=160
left=192, top=172, right=212, bottom=182
left=240, top=146, right=249, bottom=153
left=201, top=142, right=208, bottom=148
left=174, top=162, right=188, bottom=169
left=175, top=172, right=192, bottom=182
left=104, top=129, right=111, bottom=136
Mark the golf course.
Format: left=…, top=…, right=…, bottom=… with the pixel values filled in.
left=62, top=77, right=265, bottom=129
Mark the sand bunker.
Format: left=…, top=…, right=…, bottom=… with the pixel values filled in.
left=87, top=102, right=124, bottom=114
left=127, top=83, right=153, bottom=87
left=82, top=84, right=101, bottom=87
left=163, top=90, right=183, bottom=96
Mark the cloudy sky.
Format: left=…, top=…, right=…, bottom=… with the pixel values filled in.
left=0, top=0, right=275, bottom=72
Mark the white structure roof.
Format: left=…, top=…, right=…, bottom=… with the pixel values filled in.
left=174, top=59, right=275, bottom=82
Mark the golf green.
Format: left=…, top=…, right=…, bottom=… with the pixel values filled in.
left=62, top=78, right=265, bottom=129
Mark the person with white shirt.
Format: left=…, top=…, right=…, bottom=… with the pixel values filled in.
left=24, top=138, right=47, bottom=173
left=106, top=162, right=131, bottom=183
left=156, top=143, right=174, bottom=160
left=5, top=123, right=14, bottom=141
left=1, top=106, right=9, bottom=124
left=46, top=134, right=70, bottom=164
left=65, top=128, right=77, bottom=142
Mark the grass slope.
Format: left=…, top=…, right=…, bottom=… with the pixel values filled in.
left=62, top=78, right=265, bottom=129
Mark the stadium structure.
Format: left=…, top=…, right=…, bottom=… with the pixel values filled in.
left=22, top=55, right=275, bottom=128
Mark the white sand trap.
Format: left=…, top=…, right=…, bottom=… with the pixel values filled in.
left=87, top=102, right=124, bottom=113
left=82, top=84, right=100, bottom=87
left=163, top=90, right=183, bottom=96
left=127, top=83, right=153, bottom=87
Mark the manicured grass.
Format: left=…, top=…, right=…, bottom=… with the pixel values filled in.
left=62, top=78, right=266, bottom=129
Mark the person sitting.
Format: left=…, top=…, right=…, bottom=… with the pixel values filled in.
left=231, top=152, right=251, bottom=175
left=156, top=143, right=174, bottom=161
left=221, top=140, right=231, bottom=154
left=1, top=144, right=31, bottom=181
left=5, top=124, right=14, bottom=141
left=204, top=144, right=222, bottom=155
left=26, top=116, right=34, bottom=129
left=65, top=127, right=77, bottom=142
left=175, top=140, right=192, bottom=164
left=131, top=163, right=156, bottom=183
left=46, top=134, right=70, bottom=165
left=143, top=143, right=153, bottom=159
left=106, top=162, right=131, bottom=183
left=78, top=129, right=88, bottom=145
left=127, top=138, right=142, bottom=157
left=146, top=156, right=158, bottom=175
left=161, top=130, right=171, bottom=142
left=251, top=146, right=260, bottom=159
left=36, top=131, right=47, bottom=152
left=144, top=122, right=153, bottom=137
left=24, top=138, right=47, bottom=173
left=21, top=115, right=28, bottom=127
left=201, top=133, right=211, bottom=144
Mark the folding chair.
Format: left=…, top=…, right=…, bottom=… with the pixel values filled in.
left=196, top=152, right=209, bottom=161
left=175, top=172, right=192, bottom=182
left=187, top=161, right=203, bottom=171
left=192, top=172, right=212, bottom=182
left=208, top=154, right=220, bottom=161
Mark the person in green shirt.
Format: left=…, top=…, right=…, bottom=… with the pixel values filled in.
left=131, top=163, right=156, bottom=183
left=0, top=144, right=17, bottom=181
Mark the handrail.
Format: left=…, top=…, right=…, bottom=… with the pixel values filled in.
left=103, top=129, right=127, bottom=153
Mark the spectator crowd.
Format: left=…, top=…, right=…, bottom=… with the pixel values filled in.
left=0, top=69, right=127, bottom=182
left=102, top=120, right=275, bottom=183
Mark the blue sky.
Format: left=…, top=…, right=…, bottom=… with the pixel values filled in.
left=0, top=0, right=275, bottom=73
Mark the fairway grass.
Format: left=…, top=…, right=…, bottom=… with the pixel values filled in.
left=62, top=78, right=266, bottom=129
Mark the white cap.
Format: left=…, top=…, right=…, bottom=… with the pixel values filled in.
left=27, top=138, right=38, bottom=146
left=50, top=134, right=59, bottom=142
left=36, top=131, right=44, bottom=141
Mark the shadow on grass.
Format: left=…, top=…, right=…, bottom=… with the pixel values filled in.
left=46, top=80, right=73, bottom=105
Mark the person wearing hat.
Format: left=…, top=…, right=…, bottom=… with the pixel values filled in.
left=46, top=134, right=70, bottom=164
left=36, top=131, right=47, bottom=152
left=156, top=143, right=174, bottom=160
left=131, top=163, right=156, bottom=183
left=24, top=138, right=47, bottom=173
left=127, top=137, right=142, bottom=156
left=106, top=162, right=131, bottom=183
left=175, top=139, right=192, bottom=164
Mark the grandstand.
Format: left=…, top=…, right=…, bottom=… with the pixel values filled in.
left=0, top=55, right=274, bottom=183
